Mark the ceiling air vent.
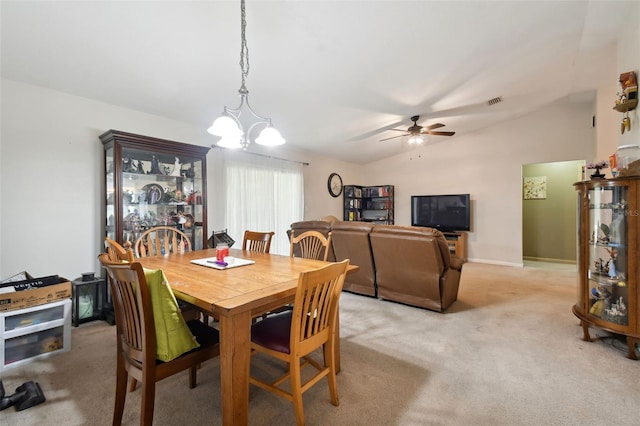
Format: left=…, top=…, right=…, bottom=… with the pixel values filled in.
left=487, top=96, right=503, bottom=106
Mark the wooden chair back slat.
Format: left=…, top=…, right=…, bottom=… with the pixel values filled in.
left=105, top=237, right=135, bottom=263
left=242, top=230, right=275, bottom=253
left=290, top=230, right=332, bottom=261
left=293, top=260, right=346, bottom=348
left=134, top=226, right=192, bottom=257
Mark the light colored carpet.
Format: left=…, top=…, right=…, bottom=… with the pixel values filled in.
left=1, top=262, right=639, bottom=425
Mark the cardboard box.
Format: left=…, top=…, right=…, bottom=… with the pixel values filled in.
left=0, top=271, right=35, bottom=283
left=0, top=278, right=72, bottom=312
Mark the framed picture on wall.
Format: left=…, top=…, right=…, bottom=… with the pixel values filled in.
left=523, top=176, right=547, bottom=200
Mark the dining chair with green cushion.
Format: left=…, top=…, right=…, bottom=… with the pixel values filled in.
left=132, top=229, right=206, bottom=324
left=98, top=254, right=220, bottom=426
left=104, top=236, right=205, bottom=393
left=249, top=259, right=349, bottom=426
left=289, top=230, right=332, bottom=261
left=242, top=230, right=275, bottom=253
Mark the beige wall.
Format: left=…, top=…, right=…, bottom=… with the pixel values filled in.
left=614, top=4, right=640, bottom=152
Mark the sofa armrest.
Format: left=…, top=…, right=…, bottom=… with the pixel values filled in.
left=449, top=254, right=464, bottom=271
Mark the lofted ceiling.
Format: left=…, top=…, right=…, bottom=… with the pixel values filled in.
left=1, top=1, right=636, bottom=164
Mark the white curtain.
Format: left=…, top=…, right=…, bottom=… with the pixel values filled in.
left=223, top=151, right=304, bottom=255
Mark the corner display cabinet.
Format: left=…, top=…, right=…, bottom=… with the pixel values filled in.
left=573, top=176, right=639, bottom=359
left=100, top=130, right=210, bottom=250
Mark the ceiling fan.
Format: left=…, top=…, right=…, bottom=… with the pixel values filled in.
left=380, top=115, right=455, bottom=143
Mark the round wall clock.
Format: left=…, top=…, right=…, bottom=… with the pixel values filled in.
left=328, top=173, right=343, bottom=197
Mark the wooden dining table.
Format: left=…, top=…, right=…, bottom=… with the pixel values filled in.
left=136, top=247, right=357, bottom=426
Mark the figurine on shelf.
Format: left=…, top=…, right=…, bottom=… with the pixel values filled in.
left=150, top=155, right=161, bottom=174
left=186, top=166, right=196, bottom=178
left=606, top=247, right=618, bottom=278
left=587, top=160, right=608, bottom=180
left=123, top=155, right=136, bottom=173
left=597, top=223, right=610, bottom=244
left=594, top=257, right=604, bottom=273
left=170, top=157, right=182, bottom=177
left=183, top=213, right=194, bottom=229
left=177, top=211, right=187, bottom=227
left=136, top=160, right=145, bottom=174
left=616, top=71, right=637, bottom=104
left=608, top=261, right=617, bottom=278
left=602, top=296, right=628, bottom=325
left=589, top=286, right=611, bottom=317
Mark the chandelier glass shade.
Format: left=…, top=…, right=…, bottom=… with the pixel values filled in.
left=208, top=0, right=285, bottom=150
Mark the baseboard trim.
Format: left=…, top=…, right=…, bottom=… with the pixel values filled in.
left=466, top=258, right=524, bottom=268
left=523, top=256, right=576, bottom=265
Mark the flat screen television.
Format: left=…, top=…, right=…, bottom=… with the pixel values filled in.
left=411, top=194, right=471, bottom=232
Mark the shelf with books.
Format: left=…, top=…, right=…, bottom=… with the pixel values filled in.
left=343, top=184, right=394, bottom=224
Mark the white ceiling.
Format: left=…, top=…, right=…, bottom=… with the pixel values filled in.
left=1, top=1, right=635, bottom=164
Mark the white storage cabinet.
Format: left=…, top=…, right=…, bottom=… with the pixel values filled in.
left=0, top=299, right=71, bottom=370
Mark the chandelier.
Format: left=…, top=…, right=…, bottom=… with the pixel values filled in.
left=208, top=0, right=285, bottom=150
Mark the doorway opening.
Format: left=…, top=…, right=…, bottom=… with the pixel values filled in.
left=522, top=160, right=584, bottom=264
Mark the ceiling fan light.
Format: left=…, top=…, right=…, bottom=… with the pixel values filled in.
left=216, top=136, right=243, bottom=149
left=408, top=135, right=424, bottom=145
left=255, top=126, right=286, bottom=146
left=208, top=115, right=242, bottom=137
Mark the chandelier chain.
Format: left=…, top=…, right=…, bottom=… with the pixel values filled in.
left=208, top=0, right=284, bottom=148
left=239, top=0, right=250, bottom=90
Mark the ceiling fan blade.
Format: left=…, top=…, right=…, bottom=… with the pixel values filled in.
left=388, top=128, right=411, bottom=132
left=380, top=134, right=409, bottom=142
left=424, top=123, right=445, bottom=130
left=426, top=131, right=456, bottom=136
left=348, top=118, right=407, bottom=141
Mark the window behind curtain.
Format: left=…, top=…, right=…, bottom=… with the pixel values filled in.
left=223, top=151, right=304, bottom=255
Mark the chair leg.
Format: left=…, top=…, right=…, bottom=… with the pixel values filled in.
left=290, top=360, right=305, bottom=426
left=113, top=356, right=128, bottom=426
left=326, top=339, right=339, bottom=406
left=189, top=366, right=197, bottom=389
left=140, top=381, right=156, bottom=426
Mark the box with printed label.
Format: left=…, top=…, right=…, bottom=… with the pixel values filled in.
left=0, top=278, right=72, bottom=312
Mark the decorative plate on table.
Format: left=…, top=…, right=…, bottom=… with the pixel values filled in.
left=142, top=183, right=164, bottom=204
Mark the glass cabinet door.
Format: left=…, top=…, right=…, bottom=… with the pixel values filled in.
left=586, top=186, right=629, bottom=326
left=105, top=146, right=116, bottom=241
left=120, top=147, right=205, bottom=249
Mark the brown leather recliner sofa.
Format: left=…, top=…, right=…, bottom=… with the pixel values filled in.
left=369, top=224, right=463, bottom=312
left=330, top=221, right=376, bottom=297
left=288, top=220, right=464, bottom=312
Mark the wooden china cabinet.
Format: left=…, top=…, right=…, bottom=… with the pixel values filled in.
left=100, top=130, right=210, bottom=251
left=573, top=176, right=639, bottom=359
